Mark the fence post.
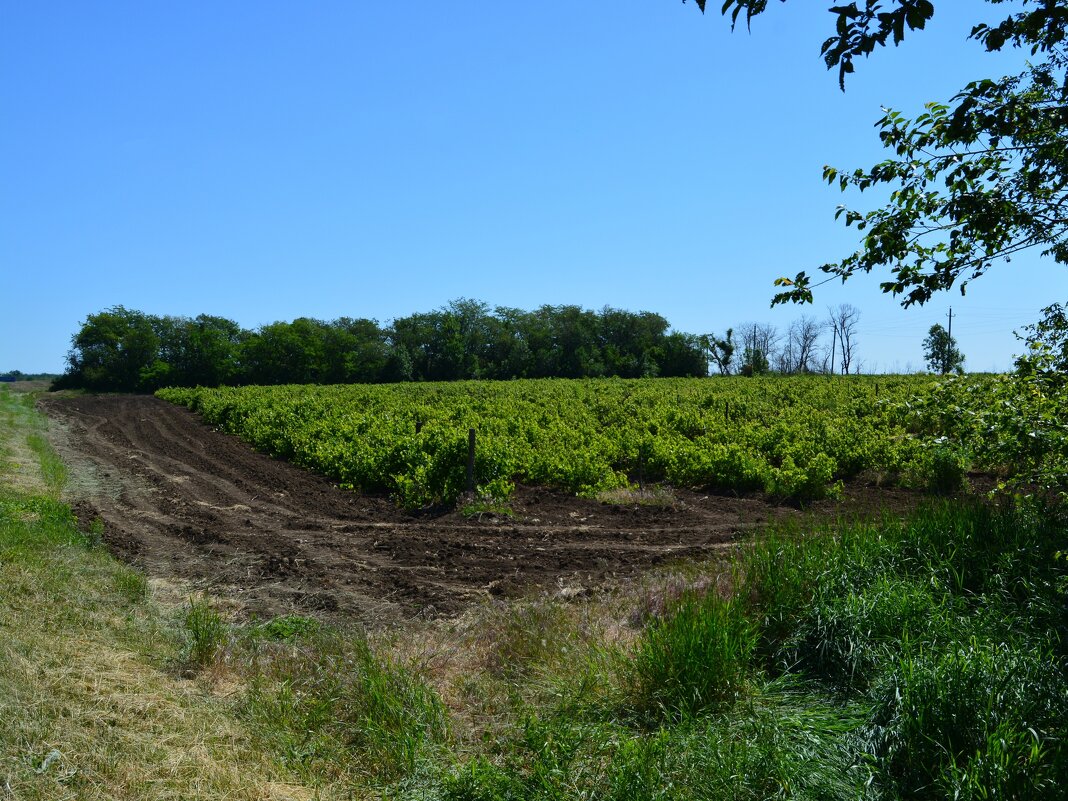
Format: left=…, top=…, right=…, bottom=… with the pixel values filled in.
left=466, top=428, right=476, bottom=493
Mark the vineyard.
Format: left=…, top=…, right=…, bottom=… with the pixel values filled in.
left=157, top=376, right=972, bottom=508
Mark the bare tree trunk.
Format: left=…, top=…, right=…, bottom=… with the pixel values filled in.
left=828, top=304, right=860, bottom=375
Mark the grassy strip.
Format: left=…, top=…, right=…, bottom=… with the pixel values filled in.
left=0, top=387, right=312, bottom=800
left=26, top=432, right=67, bottom=497
left=0, top=388, right=53, bottom=496
left=0, top=387, right=67, bottom=497
left=0, top=490, right=314, bottom=800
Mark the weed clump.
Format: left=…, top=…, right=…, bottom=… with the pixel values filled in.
left=182, top=596, right=227, bottom=669
left=253, top=614, right=320, bottom=641
left=112, top=568, right=149, bottom=604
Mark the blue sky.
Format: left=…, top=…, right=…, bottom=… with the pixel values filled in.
left=3, top=1, right=1065, bottom=374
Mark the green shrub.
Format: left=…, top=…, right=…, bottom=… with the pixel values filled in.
left=927, top=444, right=970, bottom=494
left=763, top=452, right=841, bottom=503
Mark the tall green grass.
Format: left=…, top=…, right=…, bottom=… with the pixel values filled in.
left=242, top=629, right=449, bottom=786
left=868, top=641, right=1066, bottom=797
left=629, top=592, right=756, bottom=722
left=26, top=431, right=66, bottom=497
left=433, top=500, right=1067, bottom=800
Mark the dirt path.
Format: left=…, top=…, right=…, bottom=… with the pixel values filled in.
left=38, top=395, right=845, bottom=625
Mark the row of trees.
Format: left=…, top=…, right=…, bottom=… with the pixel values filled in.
left=54, top=301, right=708, bottom=392
left=0, top=370, right=60, bottom=382
left=55, top=300, right=970, bottom=392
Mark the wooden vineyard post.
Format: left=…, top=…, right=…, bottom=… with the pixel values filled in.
left=467, top=428, right=476, bottom=494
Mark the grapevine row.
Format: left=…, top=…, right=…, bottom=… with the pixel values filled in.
left=158, top=377, right=949, bottom=507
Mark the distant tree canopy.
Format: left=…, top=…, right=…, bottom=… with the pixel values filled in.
left=0, top=370, right=60, bottom=382
left=54, top=301, right=711, bottom=392
left=54, top=301, right=886, bottom=392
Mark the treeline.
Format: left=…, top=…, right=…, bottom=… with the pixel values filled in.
left=0, top=370, right=60, bottom=383
left=53, top=301, right=709, bottom=392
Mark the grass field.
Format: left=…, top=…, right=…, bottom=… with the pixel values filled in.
left=4, top=381, right=1067, bottom=799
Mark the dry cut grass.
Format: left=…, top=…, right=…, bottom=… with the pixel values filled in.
left=0, top=387, right=312, bottom=800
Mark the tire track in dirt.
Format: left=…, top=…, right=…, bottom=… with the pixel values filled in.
left=39, top=395, right=798, bottom=624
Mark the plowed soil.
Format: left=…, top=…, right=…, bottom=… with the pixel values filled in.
left=39, top=395, right=917, bottom=626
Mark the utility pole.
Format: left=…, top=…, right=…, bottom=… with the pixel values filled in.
left=946, top=307, right=954, bottom=375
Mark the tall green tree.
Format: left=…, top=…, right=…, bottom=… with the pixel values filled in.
left=703, top=329, right=735, bottom=375
left=63, top=306, right=160, bottom=392
left=241, top=319, right=330, bottom=385
left=923, top=323, right=965, bottom=374
left=689, top=1, right=1068, bottom=307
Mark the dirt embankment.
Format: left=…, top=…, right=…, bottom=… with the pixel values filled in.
left=38, top=395, right=913, bottom=625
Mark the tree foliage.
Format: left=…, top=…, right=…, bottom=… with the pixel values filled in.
left=703, top=329, right=736, bottom=375
left=57, top=307, right=160, bottom=392
left=1015, top=300, right=1068, bottom=384
left=56, top=302, right=711, bottom=392
left=922, top=323, right=964, bottom=374
left=693, top=0, right=936, bottom=88
left=688, top=1, right=1068, bottom=307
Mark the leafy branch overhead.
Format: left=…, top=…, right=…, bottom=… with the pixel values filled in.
left=691, top=1, right=935, bottom=88
left=687, top=1, right=1068, bottom=307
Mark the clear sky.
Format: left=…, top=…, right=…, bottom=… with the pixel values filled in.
left=3, top=1, right=1065, bottom=374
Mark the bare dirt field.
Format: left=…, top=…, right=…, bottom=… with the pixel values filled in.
left=39, top=394, right=918, bottom=626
